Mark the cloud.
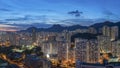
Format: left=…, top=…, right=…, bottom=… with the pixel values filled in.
left=60, top=19, right=93, bottom=26
left=0, top=24, right=19, bottom=31
left=0, top=21, right=7, bottom=24
left=4, top=15, right=46, bottom=22
left=5, top=15, right=34, bottom=21
left=68, top=10, right=83, bottom=17
left=3, top=15, right=56, bottom=25
left=4, top=15, right=58, bottom=25
left=38, top=9, right=56, bottom=12
left=0, top=24, right=17, bottom=28
left=2, top=15, right=104, bottom=26
left=103, top=10, right=120, bottom=19
left=7, top=23, right=52, bottom=29
left=103, top=10, right=114, bottom=16
left=5, top=17, right=28, bottom=21
left=0, top=8, right=12, bottom=12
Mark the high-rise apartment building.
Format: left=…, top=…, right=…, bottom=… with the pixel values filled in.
left=102, top=26, right=111, bottom=37
left=75, top=38, right=99, bottom=63
left=111, top=26, right=119, bottom=41
left=102, top=26, right=119, bottom=41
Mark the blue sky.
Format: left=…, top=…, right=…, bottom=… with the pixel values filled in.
left=0, top=0, right=120, bottom=29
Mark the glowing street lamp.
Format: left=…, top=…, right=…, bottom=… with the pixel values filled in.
left=47, top=54, right=50, bottom=58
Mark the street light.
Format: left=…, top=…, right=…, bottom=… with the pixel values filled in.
left=47, top=54, right=50, bottom=58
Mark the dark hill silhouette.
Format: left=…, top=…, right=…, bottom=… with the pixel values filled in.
left=20, top=24, right=88, bottom=32
left=20, top=21, right=120, bottom=36
left=90, top=21, right=115, bottom=30
left=19, top=21, right=120, bottom=41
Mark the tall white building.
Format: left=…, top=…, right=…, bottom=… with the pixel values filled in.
left=58, top=41, right=68, bottom=61
left=75, top=38, right=99, bottom=63
left=97, top=35, right=111, bottom=53
left=111, top=40, right=120, bottom=58
left=42, top=41, right=58, bottom=59
left=102, top=26, right=111, bottom=37
left=111, top=26, right=119, bottom=41
left=102, top=26, right=119, bottom=41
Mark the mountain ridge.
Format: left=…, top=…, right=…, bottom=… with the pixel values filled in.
left=20, top=21, right=120, bottom=32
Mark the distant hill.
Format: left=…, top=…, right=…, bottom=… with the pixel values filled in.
left=20, top=24, right=88, bottom=32
left=90, top=21, right=115, bottom=29
left=19, top=21, right=120, bottom=42
left=20, top=21, right=120, bottom=33
left=71, top=21, right=120, bottom=42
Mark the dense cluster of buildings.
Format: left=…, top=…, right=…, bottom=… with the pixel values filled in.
left=0, top=25, right=120, bottom=68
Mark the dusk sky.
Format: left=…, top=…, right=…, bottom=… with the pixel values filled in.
left=0, top=0, right=120, bottom=30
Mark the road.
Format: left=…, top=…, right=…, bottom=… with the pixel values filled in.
left=0, top=54, right=29, bottom=68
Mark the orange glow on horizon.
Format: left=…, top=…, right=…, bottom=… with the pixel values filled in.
left=0, top=28, right=18, bottom=32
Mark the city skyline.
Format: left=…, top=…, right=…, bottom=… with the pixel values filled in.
left=0, top=23, right=119, bottom=68
left=1, top=0, right=120, bottom=68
